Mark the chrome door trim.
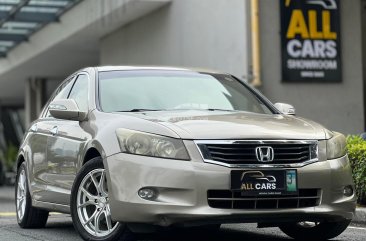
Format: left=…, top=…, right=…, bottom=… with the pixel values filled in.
left=30, top=124, right=38, bottom=132
left=50, top=126, right=59, bottom=136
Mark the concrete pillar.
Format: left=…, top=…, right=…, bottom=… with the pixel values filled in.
left=25, top=78, right=46, bottom=128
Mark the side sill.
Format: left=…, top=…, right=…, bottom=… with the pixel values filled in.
left=32, top=199, right=71, bottom=214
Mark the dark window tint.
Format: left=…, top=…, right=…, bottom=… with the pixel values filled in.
left=69, top=74, right=89, bottom=112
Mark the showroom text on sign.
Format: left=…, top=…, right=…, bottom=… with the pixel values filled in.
left=281, top=0, right=341, bottom=82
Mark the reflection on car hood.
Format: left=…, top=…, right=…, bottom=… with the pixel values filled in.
left=121, top=110, right=326, bottom=140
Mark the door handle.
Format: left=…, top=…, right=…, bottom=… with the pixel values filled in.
left=50, top=126, right=58, bottom=136
left=30, top=124, right=38, bottom=133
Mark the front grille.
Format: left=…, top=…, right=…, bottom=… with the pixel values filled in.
left=208, top=189, right=321, bottom=209
left=197, top=141, right=318, bottom=165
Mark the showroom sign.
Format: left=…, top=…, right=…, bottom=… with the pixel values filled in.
left=280, top=0, right=341, bottom=82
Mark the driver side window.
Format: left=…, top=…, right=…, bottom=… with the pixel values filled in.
left=68, top=74, right=89, bottom=112
left=44, top=76, right=75, bottom=118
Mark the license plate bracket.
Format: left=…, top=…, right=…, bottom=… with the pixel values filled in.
left=231, top=170, right=298, bottom=196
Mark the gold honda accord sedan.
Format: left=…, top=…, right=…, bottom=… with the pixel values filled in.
left=15, top=66, right=356, bottom=241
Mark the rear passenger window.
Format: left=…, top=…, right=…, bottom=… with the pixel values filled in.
left=68, top=74, right=89, bottom=112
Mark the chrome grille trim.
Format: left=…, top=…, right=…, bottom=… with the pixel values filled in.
left=195, top=140, right=319, bottom=168
left=207, top=189, right=322, bottom=209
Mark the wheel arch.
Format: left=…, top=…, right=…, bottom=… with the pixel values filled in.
left=83, top=148, right=101, bottom=165
left=16, top=151, right=26, bottom=170
left=82, top=140, right=106, bottom=166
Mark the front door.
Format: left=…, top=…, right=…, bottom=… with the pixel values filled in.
left=45, top=74, right=90, bottom=205
left=45, top=119, right=88, bottom=205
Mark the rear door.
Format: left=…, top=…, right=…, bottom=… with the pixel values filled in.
left=27, top=120, right=53, bottom=201
left=46, top=74, right=90, bottom=205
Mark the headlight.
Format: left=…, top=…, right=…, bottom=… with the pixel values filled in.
left=326, top=132, right=347, bottom=159
left=116, top=128, right=190, bottom=160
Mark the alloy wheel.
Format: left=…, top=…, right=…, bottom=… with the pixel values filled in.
left=16, top=169, right=27, bottom=220
left=76, top=168, right=119, bottom=237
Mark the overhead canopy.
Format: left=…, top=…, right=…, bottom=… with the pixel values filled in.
left=0, top=0, right=81, bottom=57
left=0, top=0, right=170, bottom=104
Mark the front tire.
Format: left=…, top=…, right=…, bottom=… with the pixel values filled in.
left=15, top=163, right=49, bottom=228
left=70, top=157, right=134, bottom=241
left=279, top=220, right=351, bottom=240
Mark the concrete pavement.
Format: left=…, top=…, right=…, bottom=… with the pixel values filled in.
left=353, top=207, right=366, bottom=224
left=0, top=186, right=15, bottom=215
left=0, top=216, right=365, bottom=241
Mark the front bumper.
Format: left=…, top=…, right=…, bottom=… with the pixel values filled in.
left=104, top=143, right=356, bottom=227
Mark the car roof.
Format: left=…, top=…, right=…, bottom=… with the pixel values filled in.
left=93, top=66, right=226, bottom=75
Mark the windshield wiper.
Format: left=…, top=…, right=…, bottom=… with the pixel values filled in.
left=205, top=108, right=238, bottom=112
left=118, top=109, right=164, bottom=112
left=118, top=108, right=239, bottom=112
left=164, top=108, right=239, bottom=112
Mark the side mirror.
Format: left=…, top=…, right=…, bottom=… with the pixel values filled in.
left=274, top=103, right=296, bottom=115
left=49, top=99, right=87, bottom=121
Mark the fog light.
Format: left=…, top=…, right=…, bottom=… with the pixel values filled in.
left=343, top=185, right=353, bottom=197
left=138, top=188, right=157, bottom=200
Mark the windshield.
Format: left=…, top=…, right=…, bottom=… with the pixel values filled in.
left=98, top=70, right=274, bottom=114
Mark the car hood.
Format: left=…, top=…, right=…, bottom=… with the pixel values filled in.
left=121, top=110, right=326, bottom=140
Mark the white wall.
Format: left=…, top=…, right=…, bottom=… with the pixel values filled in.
left=100, top=0, right=249, bottom=79
left=259, top=0, right=364, bottom=134
left=100, top=0, right=364, bottom=135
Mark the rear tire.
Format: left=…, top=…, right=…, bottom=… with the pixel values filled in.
left=70, top=157, right=135, bottom=241
left=279, top=220, right=351, bottom=240
left=15, top=163, right=49, bottom=228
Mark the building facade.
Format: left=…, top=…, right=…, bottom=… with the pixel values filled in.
left=0, top=0, right=364, bottom=142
